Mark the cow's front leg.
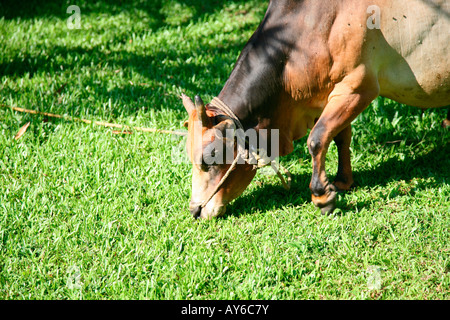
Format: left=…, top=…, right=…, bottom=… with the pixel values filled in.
left=308, top=68, right=379, bottom=214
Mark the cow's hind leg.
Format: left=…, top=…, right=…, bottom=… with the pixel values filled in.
left=333, top=125, right=354, bottom=191
left=308, top=67, right=378, bottom=214
left=442, top=109, right=450, bottom=129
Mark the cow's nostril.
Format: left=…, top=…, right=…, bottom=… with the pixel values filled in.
left=190, top=205, right=202, bottom=219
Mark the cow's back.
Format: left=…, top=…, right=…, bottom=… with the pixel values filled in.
left=366, top=0, right=450, bottom=107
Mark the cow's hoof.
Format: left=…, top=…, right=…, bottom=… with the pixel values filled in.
left=320, top=200, right=336, bottom=215
left=333, top=180, right=354, bottom=192
left=442, top=119, right=450, bottom=129
left=311, top=188, right=337, bottom=215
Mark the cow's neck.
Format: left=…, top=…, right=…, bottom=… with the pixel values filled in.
left=216, top=3, right=295, bottom=155
left=216, top=0, right=334, bottom=157
left=215, top=12, right=300, bottom=155
left=217, top=61, right=297, bottom=157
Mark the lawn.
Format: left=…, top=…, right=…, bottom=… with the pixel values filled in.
left=0, top=0, right=449, bottom=300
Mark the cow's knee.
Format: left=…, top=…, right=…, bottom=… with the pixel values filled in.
left=307, top=122, right=326, bottom=157
left=308, top=138, right=322, bottom=161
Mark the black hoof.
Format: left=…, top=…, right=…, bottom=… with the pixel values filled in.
left=317, top=190, right=337, bottom=215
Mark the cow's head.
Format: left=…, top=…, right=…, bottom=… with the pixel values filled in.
left=181, top=94, right=257, bottom=219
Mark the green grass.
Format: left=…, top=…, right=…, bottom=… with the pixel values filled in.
left=0, top=0, right=449, bottom=300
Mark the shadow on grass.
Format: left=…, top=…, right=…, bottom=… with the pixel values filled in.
left=1, top=13, right=252, bottom=116
left=225, top=133, right=449, bottom=218
left=226, top=171, right=312, bottom=219
left=0, top=37, right=248, bottom=118
left=0, top=0, right=260, bottom=24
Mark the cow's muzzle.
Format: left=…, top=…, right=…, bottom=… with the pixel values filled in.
left=190, top=205, right=202, bottom=219
left=189, top=202, right=227, bottom=219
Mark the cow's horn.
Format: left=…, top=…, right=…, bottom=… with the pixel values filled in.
left=195, top=95, right=209, bottom=126
left=181, top=94, right=195, bottom=114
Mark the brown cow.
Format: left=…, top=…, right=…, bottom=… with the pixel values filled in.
left=182, top=0, right=450, bottom=219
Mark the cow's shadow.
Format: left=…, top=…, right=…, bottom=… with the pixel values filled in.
left=226, top=139, right=449, bottom=218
